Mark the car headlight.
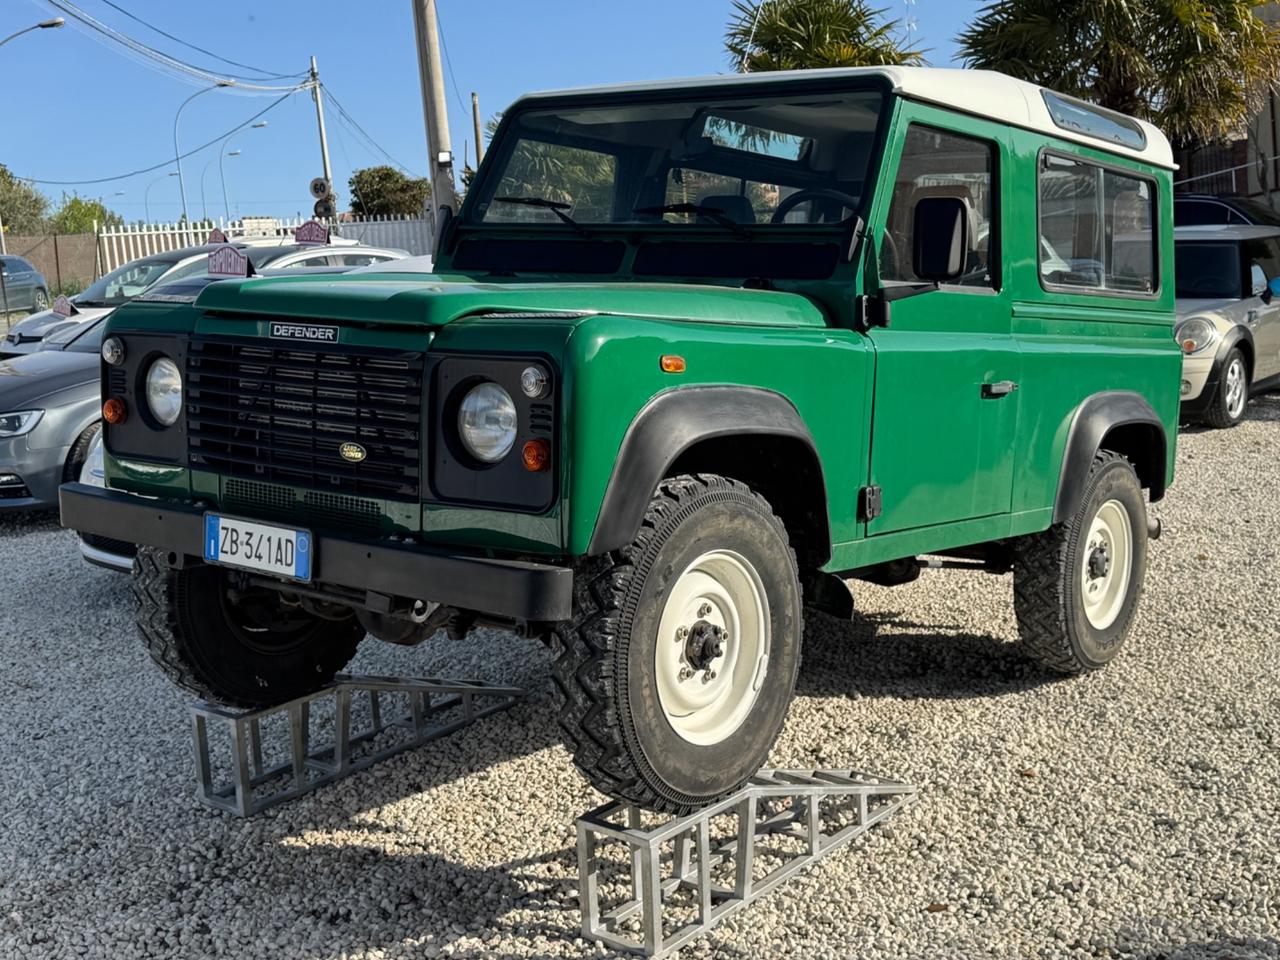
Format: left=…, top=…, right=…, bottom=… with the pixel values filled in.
left=0, top=410, right=43, bottom=438
left=1174, top=317, right=1220, bottom=356
left=145, top=357, right=183, bottom=427
left=458, top=382, right=517, bottom=462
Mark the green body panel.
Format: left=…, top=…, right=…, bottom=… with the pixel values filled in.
left=101, top=80, right=1180, bottom=586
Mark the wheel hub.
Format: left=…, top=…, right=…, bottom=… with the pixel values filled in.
left=683, top=619, right=725, bottom=672
left=1087, top=543, right=1110, bottom=580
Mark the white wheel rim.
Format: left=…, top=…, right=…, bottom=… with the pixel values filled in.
left=1224, top=358, right=1247, bottom=418
left=1080, top=499, right=1133, bottom=630
left=654, top=550, right=770, bottom=746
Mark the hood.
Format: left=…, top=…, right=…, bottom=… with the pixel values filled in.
left=192, top=275, right=829, bottom=329
left=1175, top=297, right=1241, bottom=320
left=0, top=349, right=99, bottom=408
left=4, top=305, right=113, bottom=344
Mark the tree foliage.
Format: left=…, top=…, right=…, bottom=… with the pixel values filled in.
left=0, top=165, right=49, bottom=235
left=725, top=0, right=924, bottom=72
left=958, top=0, right=1280, bottom=147
left=48, top=193, right=123, bottom=234
left=348, top=166, right=431, bottom=217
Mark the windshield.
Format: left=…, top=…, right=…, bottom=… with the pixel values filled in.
left=75, top=256, right=182, bottom=307
left=470, top=89, right=884, bottom=234
left=1175, top=242, right=1241, bottom=299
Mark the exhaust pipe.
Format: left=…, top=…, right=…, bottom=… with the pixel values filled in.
left=1147, top=516, right=1162, bottom=540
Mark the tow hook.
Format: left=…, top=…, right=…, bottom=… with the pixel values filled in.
left=1147, top=517, right=1162, bottom=541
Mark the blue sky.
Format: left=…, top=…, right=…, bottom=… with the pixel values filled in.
left=2, top=0, right=982, bottom=223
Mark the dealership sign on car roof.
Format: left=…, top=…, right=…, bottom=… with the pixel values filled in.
left=207, top=246, right=250, bottom=277
left=52, top=295, right=78, bottom=318
left=294, top=220, right=330, bottom=246
left=207, top=227, right=228, bottom=244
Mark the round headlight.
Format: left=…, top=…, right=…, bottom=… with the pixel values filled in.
left=520, top=365, right=549, bottom=399
left=101, top=336, right=125, bottom=366
left=145, top=357, right=183, bottom=427
left=1174, top=317, right=1219, bottom=355
left=458, top=382, right=517, bottom=463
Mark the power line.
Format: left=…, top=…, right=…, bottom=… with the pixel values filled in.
left=91, top=0, right=308, bottom=82
left=322, top=86, right=423, bottom=176
left=433, top=1, right=471, bottom=116
left=41, top=0, right=306, bottom=92
left=15, top=91, right=300, bottom=186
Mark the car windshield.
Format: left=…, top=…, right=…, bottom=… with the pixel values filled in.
left=1175, top=241, right=1241, bottom=299
left=74, top=256, right=182, bottom=307
left=470, top=88, right=884, bottom=230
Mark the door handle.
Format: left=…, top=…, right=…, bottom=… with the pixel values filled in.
left=982, top=380, right=1019, bottom=398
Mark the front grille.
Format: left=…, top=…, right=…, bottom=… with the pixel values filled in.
left=222, top=478, right=384, bottom=538
left=187, top=337, right=425, bottom=501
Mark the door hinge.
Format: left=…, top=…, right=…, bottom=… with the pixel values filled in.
left=858, top=485, right=883, bottom=522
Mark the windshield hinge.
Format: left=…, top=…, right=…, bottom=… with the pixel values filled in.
left=854, top=295, right=889, bottom=333
left=858, top=485, right=883, bottom=522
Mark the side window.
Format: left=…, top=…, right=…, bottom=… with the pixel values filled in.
left=338, top=253, right=388, bottom=267
left=882, top=125, right=996, bottom=288
left=288, top=255, right=334, bottom=268
left=1174, top=200, right=1228, bottom=226
left=1039, top=154, right=1156, bottom=294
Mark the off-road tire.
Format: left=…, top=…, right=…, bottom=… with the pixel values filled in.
left=62, top=422, right=101, bottom=483
left=133, top=546, right=363, bottom=707
left=552, top=474, right=802, bottom=814
left=1203, top=347, right=1249, bottom=429
left=1013, top=451, right=1148, bottom=673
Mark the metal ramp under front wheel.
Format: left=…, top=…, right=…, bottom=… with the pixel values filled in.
left=190, top=673, right=523, bottom=817
left=577, top=769, right=917, bottom=957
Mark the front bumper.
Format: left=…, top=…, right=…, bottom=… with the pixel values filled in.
left=58, top=483, right=575, bottom=621
left=0, top=435, right=63, bottom=509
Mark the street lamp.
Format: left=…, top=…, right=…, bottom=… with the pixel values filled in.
left=201, top=150, right=240, bottom=223
left=0, top=18, right=64, bottom=49
left=173, top=80, right=234, bottom=223
left=220, top=120, right=267, bottom=221
left=145, top=172, right=179, bottom=223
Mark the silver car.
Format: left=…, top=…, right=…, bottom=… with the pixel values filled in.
left=1174, top=225, right=1280, bottom=427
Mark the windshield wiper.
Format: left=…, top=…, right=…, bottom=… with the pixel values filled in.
left=493, top=196, right=591, bottom=236
left=634, top=203, right=752, bottom=239
left=74, top=299, right=109, bottom=307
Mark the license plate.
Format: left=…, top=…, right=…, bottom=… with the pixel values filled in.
left=203, top=514, right=313, bottom=581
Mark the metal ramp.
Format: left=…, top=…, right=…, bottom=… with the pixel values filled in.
left=577, top=768, right=917, bottom=957
left=190, top=673, right=523, bottom=817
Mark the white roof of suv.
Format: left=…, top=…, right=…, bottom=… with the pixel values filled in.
left=520, top=66, right=1174, bottom=170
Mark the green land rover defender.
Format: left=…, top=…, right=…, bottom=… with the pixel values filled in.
left=64, top=67, right=1181, bottom=813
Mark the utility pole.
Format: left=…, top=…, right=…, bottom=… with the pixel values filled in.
left=472, top=91, right=484, bottom=167
left=411, top=0, right=458, bottom=226
left=309, top=57, right=336, bottom=216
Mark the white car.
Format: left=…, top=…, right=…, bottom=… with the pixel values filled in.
left=1174, top=225, right=1280, bottom=427
left=2, top=241, right=406, bottom=357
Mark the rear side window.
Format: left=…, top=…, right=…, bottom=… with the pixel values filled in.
left=1038, top=154, right=1156, bottom=295
left=1174, top=200, right=1240, bottom=226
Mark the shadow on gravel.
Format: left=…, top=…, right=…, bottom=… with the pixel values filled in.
left=797, top=608, right=1059, bottom=701
left=0, top=508, right=60, bottom=538
left=1130, top=936, right=1280, bottom=959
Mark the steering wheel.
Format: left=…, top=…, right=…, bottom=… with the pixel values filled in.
left=771, top=188, right=861, bottom=224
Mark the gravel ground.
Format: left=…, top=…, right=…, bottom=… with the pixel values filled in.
left=2, top=400, right=1278, bottom=960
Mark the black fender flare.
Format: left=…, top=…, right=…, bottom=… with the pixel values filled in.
left=1213, top=324, right=1254, bottom=383
left=1053, top=390, right=1167, bottom=524
left=586, top=386, right=827, bottom=556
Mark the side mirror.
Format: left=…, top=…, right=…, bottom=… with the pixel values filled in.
left=912, top=196, right=968, bottom=283
left=1250, top=263, right=1268, bottom=299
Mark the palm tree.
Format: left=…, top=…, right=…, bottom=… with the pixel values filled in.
left=725, top=0, right=924, bottom=73
left=957, top=0, right=1280, bottom=148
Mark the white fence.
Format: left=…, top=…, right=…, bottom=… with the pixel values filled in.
left=94, top=214, right=433, bottom=272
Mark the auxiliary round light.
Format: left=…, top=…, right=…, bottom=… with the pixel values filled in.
left=101, top=336, right=125, bottom=366
left=145, top=357, right=183, bottom=427
left=520, top=365, right=549, bottom=399
left=522, top=438, right=551, bottom=472
left=458, top=382, right=517, bottom=463
left=102, top=397, right=127, bottom=425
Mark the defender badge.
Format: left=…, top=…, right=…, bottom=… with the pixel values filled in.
left=339, top=442, right=367, bottom=463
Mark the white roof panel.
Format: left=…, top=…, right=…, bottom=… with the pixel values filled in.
left=516, top=66, right=1174, bottom=170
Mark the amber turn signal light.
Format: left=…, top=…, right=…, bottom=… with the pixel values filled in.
left=102, top=397, right=127, bottom=425
left=521, top=438, right=551, bottom=472
left=660, top=354, right=686, bottom=373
